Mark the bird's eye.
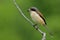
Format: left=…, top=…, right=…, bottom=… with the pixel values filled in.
left=31, top=9, right=36, bottom=11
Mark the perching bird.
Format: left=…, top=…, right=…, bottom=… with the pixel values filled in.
left=28, top=7, right=53, bottom=35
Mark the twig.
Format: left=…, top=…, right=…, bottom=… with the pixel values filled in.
left=13, top=0, right=46, bottom=40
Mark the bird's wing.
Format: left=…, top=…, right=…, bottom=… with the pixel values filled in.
left=36, top=11, right=47, bottom=25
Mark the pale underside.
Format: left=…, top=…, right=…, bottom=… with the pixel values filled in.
left=30, top=11, right=45, bottom=25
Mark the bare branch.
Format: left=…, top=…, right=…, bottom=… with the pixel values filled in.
left=13, top=0, right=46, bottom=40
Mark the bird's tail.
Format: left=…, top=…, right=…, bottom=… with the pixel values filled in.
left=44, top=25, right=53, bottom=36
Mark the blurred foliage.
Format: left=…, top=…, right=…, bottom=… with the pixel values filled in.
left=0, top=0, right=60, bottom=40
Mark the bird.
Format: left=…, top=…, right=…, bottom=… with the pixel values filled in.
left=28, top=7, right=53, bottom=35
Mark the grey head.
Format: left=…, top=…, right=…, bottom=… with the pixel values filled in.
left=28, top=7, right=38, bottom=12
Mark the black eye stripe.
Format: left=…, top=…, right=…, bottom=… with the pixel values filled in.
left=31, top=9, right=36, bottom=11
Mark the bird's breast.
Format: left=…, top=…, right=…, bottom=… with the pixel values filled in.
left=30, top=11, right=45, bottom=25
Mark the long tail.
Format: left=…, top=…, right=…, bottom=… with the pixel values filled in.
left=44, top=25, right=53, bottom=36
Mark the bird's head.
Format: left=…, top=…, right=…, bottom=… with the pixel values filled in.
left=28, top=7, right=38, bottom=12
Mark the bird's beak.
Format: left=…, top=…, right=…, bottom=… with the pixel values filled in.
left=27, top=9, right=30, bottom=12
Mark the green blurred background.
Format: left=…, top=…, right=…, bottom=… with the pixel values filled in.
left=0, top=0, right=60, bottom=40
